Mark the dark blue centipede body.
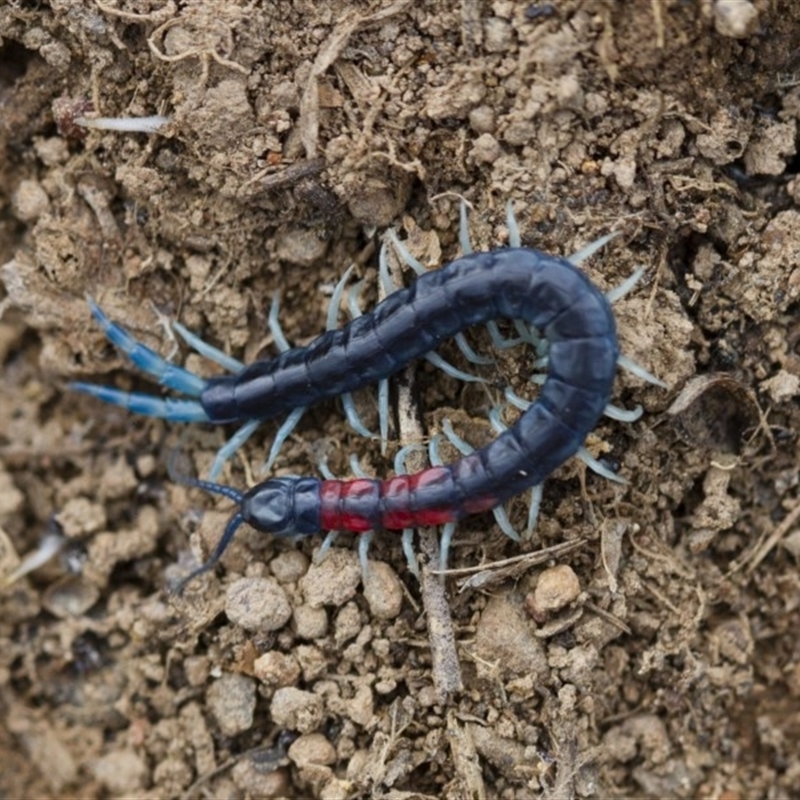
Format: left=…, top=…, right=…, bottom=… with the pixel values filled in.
left=200, top=248, right=618, bottom=430
left=198, top=248, right=620, bottom=538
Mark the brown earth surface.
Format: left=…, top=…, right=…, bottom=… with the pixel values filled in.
left=2, top=1, right=800, bottom=797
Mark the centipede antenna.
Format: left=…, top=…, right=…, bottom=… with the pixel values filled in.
left=172, top=321, right=244, bottom=373
left=358, top=531, right=373, bottom=582
left=85, top=297, right=207, bottom=397
left=268, top=292, right=292, bottom=353
left=606, top=266, right=646, bottom=304
left=314, top=530, right=339, bottom=564
left=526, top=483, right=544, bottom=539
left=439, top=521, right=457, bottom=575
left=326, top=263, right=356, bottom=330
left=506, top=200, right=522, bottom=249
left=175, top=511, right=246, bottom=594
left=603, top=403, right=644, bottom=423
left=386, top=230, right=425, bottom=275
left=401, top=529, right=420, bottom=579
left=616, top=354, right=669, bottom=389
left=577, top=446, right=627, bottom=484
left=567, top=232, right=620, bottom=266
left=208, top=418, right=260, bottom=480
left=458, top=201, right=473, bottom=254
left=262, top=406, right=307, bottom=474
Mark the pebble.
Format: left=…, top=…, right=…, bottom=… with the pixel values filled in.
left=225, top=576, right=292, bottom=632
left=530, top=565, right=581, bottom=615
left=362, top=561, right=403, bottom=620
left=253, top=651, right=301, bottom=689
left=270, top=687, right=324, bottom=733
left=207, top=673, right=256, bottom=736
left=287, top=733, right=337, bottom=767
left=293, top=603, right=329, bottom=639
left=300, top=548, right=361, bottom=608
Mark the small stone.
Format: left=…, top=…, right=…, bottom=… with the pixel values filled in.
left=288, top=733, right=337, bottom=767
left=11, top=179, right=50, bottom=223
left=253, top=651, right=301, bottom=688
left=531, top=565, right=581, bottom=614
left=293, top=604, right=329, bottom=639
left=334, top=601, right=363, bottom=644
left=300, top=548, right=361, bottom=608
left=271, top=549, right=309, bottom=583
left=362, top=561, right=403, bottom=620
left=474, top=595, right=548, bottom=678
left=92, top=749, right=148, bottom=794
left=225, top=577, right=292, bottom=632
left=270, top=687, right=324, bottom=733
left=207, top=673, right=257, bottom=736
left=471, top=133, right=502, bottom=164
left=713, top=0, right=758, bottom=38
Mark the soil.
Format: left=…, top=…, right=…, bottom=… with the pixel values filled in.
left=2, top=1, right=800, bottom=798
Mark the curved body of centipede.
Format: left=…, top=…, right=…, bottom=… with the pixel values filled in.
left=81, top=246, right=626, bottom=588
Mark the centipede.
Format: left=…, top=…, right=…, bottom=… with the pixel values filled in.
left=73, top=220, right=662, bottom=587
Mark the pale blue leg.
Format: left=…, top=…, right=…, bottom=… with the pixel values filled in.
left=262, top=406, right=307, bottom=473
left=314, top=531, right=339, bottom=564
left=603, top=403, right=643, bottom=422
left=68, top=383, right=209, bottom=421
left=317, top=456, right=336, bottom=480
left=454, top=332, right=494, bottom=365
left=577, top=446, right=627, bottom=484
left=458, top=201, right=473, bottom=254
left=386, top=230, right=425, bottom=276
left=401, top=528, right=420, bottom=579
left=439, top=521, right=457, bottom=573
left=332, top=269, right=376, bottom=439
left=86, top=297, right=206, bottom=396
left=378, top=378, right=390, bottom=456
left=617, top=354, right=669, bottom=388
left=606, top=266, right=646, bottom=303
left=394, top=443, right=426, bottom=579
left=268, top=292, right=291, bottom=353
left=526, top=483, right=544, bottom=539
left=567, top=232, right=619, bottom=265
left=378, top=241, right=396, bottom=294
left=208, top=419, right=260, bottom=480
left=172, top=321, right=244, bottom=372
left=506, top=200, right=521, bottom=248
left=326, top=264, right=356, bottom=330
left=486, top=320, right=523, bottom=349
left=346, top=280, right=366, bottom=319
left=480, top=411, right=542, bottom=540
left=424, top=352, right=483, bottom=383
left=349, top=453, right=367, bottom=478
left=504, top=387, right=531, bottom=411
left=358, top=531, right=373, bottom=582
